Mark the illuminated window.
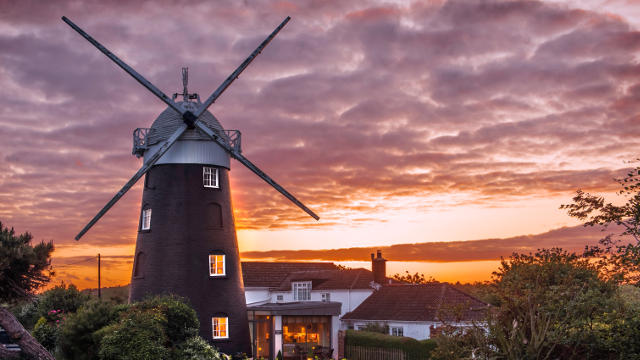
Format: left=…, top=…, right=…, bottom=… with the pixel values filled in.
left=141, top=208, right=152, bottom=230
left=292, top=281, right=311, bottom=301
left=203, top=167, right=219, bottom=188
left=212, top=317, right=228, bottom=339
left=209, top=254, right=225, bottom=276
left=391, top=327, right=403, bottom=337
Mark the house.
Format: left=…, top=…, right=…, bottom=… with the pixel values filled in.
left=241, top=251, right=488, bottom=359
left=341, top=283, right=490, bottom=340
left=242, top=254, right=391, bottom=359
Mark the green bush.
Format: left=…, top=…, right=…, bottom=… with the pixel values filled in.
left=37, top=282, right=90, bottom=318
left=33, top=316, right=58, bottom=352
left=10, top=299, right=40, bottom=330
left=130, top=294, right=199, bottom=347
left=345, top=330, right=436, bottom=360
left=58, top=300, right=124, bottom=360
left=98, top=308, right=169, bottom=360
left=173, top=336, right=224, bottom=360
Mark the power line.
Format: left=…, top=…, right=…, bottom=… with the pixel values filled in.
left=53, top=256, right=96, bottom=268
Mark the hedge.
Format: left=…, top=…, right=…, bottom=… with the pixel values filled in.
left=345, top=330, right=436, bottom=360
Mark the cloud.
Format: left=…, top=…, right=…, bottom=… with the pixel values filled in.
left=241, top=223, right=630, bottom=262
left=0, top=0, right=639, bottom=250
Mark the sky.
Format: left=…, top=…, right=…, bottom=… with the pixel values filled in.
left=0, top=0, right=639, bottom=288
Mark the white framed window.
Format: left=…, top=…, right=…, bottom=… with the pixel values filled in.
left=141, top=208, right=152, bottom=230
left=209, top=254, right=225, bottom=276
left=292, top=281, right=311, bottom=301
left=203, top=167, right=219, bottom=188
left=276, top=295, right=284, bottom=301
left=212, top=317, right=228, bottom=339
left=321, top=293, right=330, bottom=302
left=391, top=326, right=403, bottom=337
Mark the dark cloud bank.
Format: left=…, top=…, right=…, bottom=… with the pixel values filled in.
left=242, top=224, right=628, bottom=262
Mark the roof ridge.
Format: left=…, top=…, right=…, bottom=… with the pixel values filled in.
left=349, top=269, right=363, bottom=289
left=443, top=283, right=491, bottom=307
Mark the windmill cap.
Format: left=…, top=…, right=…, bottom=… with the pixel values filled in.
left=146, top=101, right=224, bottom=146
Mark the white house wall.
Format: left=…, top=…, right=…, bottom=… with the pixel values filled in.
left=245, top=288, right=271, bottom=305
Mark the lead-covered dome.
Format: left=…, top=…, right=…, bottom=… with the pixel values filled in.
left=146, top=101, right=224, bottom=146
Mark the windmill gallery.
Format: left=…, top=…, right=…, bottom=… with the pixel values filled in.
left=63, top=16, right=319, bottom=355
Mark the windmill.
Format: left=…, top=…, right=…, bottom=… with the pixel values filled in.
left=62, top=16, right=318, bottom=355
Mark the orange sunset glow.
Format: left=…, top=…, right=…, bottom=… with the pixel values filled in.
left=1, top=0, right=640, bottom=291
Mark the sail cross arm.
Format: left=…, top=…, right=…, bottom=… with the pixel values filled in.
left=194, top=121, right=319, bottom=220
left=75, top=124, right=189, bottom=240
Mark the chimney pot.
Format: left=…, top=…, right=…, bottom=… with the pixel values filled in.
left=371, top=250, right=387, bottom=286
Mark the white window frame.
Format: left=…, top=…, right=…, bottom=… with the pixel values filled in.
left=391, top=326, right=403, bottom=337
left=321, top=292, right=331, bottom=302
left=203, top=167, right=219, bottom=188
left=141, top=208, right=152, bottom=230
left=209, top=254, right=225, bottom=277
left=292, top=281, right=311, bottom=301
left=212, top=317, right=229, bottom=339
left=276, top=295, right=284, bottom=301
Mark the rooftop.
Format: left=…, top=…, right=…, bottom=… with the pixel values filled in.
left=342, top=283, right=490, bottom=322
left=241, top=261, right=338, bottom=288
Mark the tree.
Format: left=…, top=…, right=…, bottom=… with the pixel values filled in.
left=487, top=249, right=618, bottom=360
left=392, top=271, right=437, bottom=284
left=0, top=221, right=55, bottom=359
left=561, top=161, right=640, bottom=283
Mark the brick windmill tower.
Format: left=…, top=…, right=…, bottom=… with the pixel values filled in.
left=63, top=16, right=318, bottom=356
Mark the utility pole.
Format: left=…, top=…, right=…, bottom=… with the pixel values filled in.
left=98, top=253, right=101, bottom=299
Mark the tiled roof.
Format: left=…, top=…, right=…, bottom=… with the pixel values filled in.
left=342, top=283, right=489, bottom=322
left=241, top=261, right=338, bottom=288
left=275, top=268, right=383, bottom=291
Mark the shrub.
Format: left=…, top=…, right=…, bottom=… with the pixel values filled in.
left=37, top=282, right=90, bottom=318
left=58, top=300, right=124, bottom=360
left=345, top=330, right=436, bottom=360
left=173, top=336, right=225, bottom=360
left=98, top=308, right=169, bottom=360
left=130, top=294, right=199, bottom=347
left=33, top=316, right=58, bottom=352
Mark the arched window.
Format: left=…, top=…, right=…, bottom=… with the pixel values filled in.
left=133, top=252, right=145, bottom=278
left=206, top=203, right=223, bottom=228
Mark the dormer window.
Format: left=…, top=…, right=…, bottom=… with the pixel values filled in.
left=141, top=208, right=152, bottom=230
left=292, top=281, right=311, bottom=301
left=203, top=167, right=219, bottom=188
left=209, top=254, right=225, bottom=276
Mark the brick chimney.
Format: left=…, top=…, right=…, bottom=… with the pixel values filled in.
left=371, top=250, right=387, bottom=285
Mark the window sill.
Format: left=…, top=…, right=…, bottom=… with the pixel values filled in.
left=209, top=275, right=228, bottom=279
left=138, top=229, right=151, bottom=234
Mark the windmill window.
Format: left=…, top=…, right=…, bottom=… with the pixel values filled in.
left=141, top=208, right=152, bottom=230
left=203, top=167, right=219, bottom=188
left=209, top=254, right=225, bottom=276
left=133, top=252, right=145, bottom=278
left=292, top=281, right=311, bottom=301
left=212, top=317, right=229, bottom=339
